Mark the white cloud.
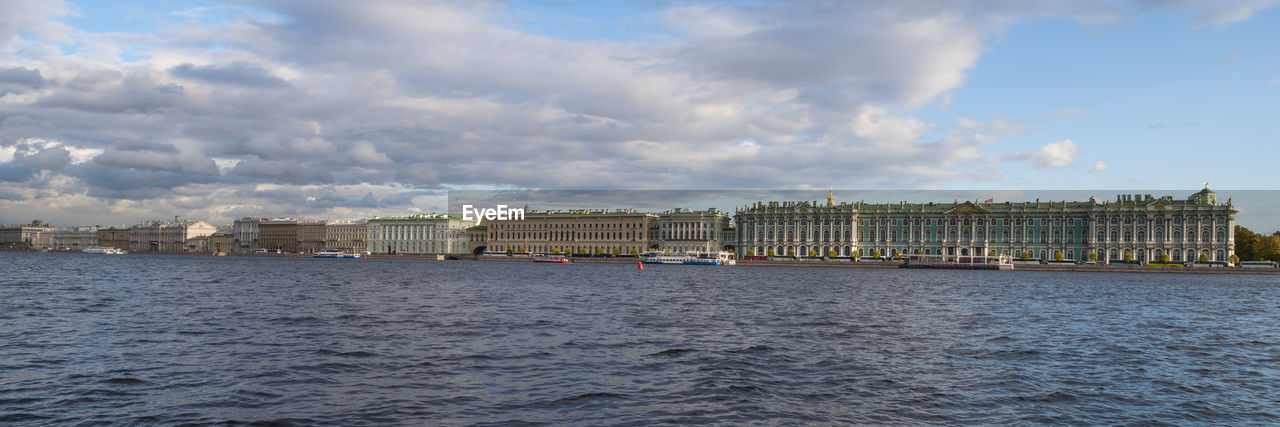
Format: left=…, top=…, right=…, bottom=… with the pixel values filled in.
left=1092, top=160, right=1110, bottom=171
left=1010, top=139, right=1079, bottom=169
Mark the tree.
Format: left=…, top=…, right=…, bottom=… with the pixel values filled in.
left=1089, top=252, right=1098, bottom=261
left=1054, top=251, right=1064, bottom=261
left=506, top=247, right=513, bottom=254
left=1198, top=253, right=1210, bottom=262
left=595, top=248, right=605, bottom=256
left=808, top=249, right=818, bottom=258
left=1235, top=225, right=1258, bottom=261
left=612, top=248, right=621, bottom=256
left=1124, top=252, right=1134, bottom=262
left=872, top=249, right=882, bottom=258
left=631, top=248, right=638, bottom=255
left=578, top=248, right=588, bottom=255
left=1159, top=253, right=1171, bottom=263
left=747, top=249, right=755, bottom=257
left=851, top=249, right=860, bottom=258
left=787, top=248, right=796, bottom=257
left=828, top=250, right=838, bottom=258
left=552, top=247, right=561, bottom=254
left=518, top=246, right=527, bottom=254
left=1020, top=251, right=1030, bottom=261
left=1231, top=254, right=1240, bottom=265
left=988, top=250, right=996, bottom=257
left=767, top=249, right=776, bottom=257
left=893, top=252, right=902, bottom=260
left=1257, top=235, right=1280, bottom=261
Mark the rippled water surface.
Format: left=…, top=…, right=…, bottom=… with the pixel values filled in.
left=2, top=252, right=1279, bottom=424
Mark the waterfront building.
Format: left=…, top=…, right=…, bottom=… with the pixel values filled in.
left=734, top=188, right=1236, bottom=263
left=480, top=209, right=658, bottom=256
left=259, top=219, right=299, bottom=253
left=208, top=231, right=234, bottom=253
left=52, top=226, right=98, bottom=250
left=466, top=225, right=487, bottom=254
left=367, top=213, right=471, bottom=255
left=232, top=217, right=264, bottom=253
left=0, top=220, right=55, bottom=249
left=325, top=221, right=368, bottom=253
left=656, top=208, right=734, bottom=253
left=96, top=227, right=130, bottom=251
left=298, top=221, right=326, bottom=254
left=129, top=219, right=217, bottom=252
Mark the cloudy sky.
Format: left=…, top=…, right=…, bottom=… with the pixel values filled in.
left=1, top=0, right=1278, bottom=227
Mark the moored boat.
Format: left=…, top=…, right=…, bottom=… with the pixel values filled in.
left=899, top=254, right=1013, bottom=270
left=315, top=249, right=360, bottom=259
left=533, top=253, right=570, bottom=263
left=83, top=246, right=124, bottom=254
left=643, top=251, right=736, bottom=266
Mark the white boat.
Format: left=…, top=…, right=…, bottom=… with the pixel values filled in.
left=900, top=254, right=1013, bottom=270
left=314, top=249, right=360, bottom=259
left=643, top=251, right=736, bottom=266
left=83, top=246, right=124, bottom=254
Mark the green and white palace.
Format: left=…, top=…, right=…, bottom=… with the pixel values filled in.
left=734, top=187, right=1235, bottom=263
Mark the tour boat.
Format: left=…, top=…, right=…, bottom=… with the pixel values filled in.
left=533, top=253, right=570, bottom=263
left=643, top=252, right=736, bottom=266
left=83, top=246, right=124, bottom=255
left=314, top=249, right=360, bottom=259
left=899, top=254, right=1013, bottom=270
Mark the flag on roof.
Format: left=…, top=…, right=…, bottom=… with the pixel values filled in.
left=983, top=198, right=994, bottom=203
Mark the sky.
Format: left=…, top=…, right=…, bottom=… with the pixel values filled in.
left=0, top=0, right=1278, bottom=229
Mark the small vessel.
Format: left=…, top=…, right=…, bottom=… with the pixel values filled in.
left=533, top=253, right=570, bottom=263
left=899, top=254, right=1013, bottom=270
left=314, top=249, right=361, bottom=259
left=643, top=251, right=736, bottom=266
left=83, top=246, right=124, bottom=254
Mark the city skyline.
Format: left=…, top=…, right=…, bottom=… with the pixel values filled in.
left=2, top=1, right=1278, bottom=227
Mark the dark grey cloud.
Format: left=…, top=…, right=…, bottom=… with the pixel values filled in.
left=13, top=144, right=70, bottom=170
left=0, top=66, right=44, bottom=94
left=169, top=62, right=290, bottom=88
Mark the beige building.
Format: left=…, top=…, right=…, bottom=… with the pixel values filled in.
left=298, top=221, right=326, bottom=254
left=656, top=208, right=734, bottom=253
left=130, top=219, right=218, bottom=252
left=96, top=227, right=131, bottom=251
left=259, top=219, right=299, bottom=253
left=209, top=231, right=234, bottom=253
left=325, top=221, right=368, bottom=253
left=481, top=209, right=658, bottom=256
left=1, top=221, right=55, bottom=249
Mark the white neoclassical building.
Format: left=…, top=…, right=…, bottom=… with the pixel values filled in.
left=367, top=213, right=471, bottom=255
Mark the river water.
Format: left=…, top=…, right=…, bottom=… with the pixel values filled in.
left=2, top=252, right=1278, bottom=424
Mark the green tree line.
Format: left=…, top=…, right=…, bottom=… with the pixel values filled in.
left=1235, top=225, right=1280, bottom=261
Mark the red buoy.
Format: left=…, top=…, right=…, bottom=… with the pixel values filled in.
left=638, top=262, right=644, bottom=270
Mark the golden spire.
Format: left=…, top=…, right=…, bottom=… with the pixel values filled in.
left=827, top=188, right=834, bottom=206
left=1203, top=180, right=1209, bottom=188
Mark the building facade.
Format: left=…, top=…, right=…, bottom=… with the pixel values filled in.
left=208, top=231, right=234, bottom=253
left=325, top=221, right=368, bottom=253
left=53, top=227, right=98, bottom=250
left=481, top=209, right=658, bottom=256
left=0, top=221, right=55, bottom=249
left=655, top=208, right=734, bottom=253
left=298, top=221, right=326, bottom=254
left=96, top=227, right=131, bottom=251
left=259, top=219, right=299, bottom=253
left=129, top=219, right=218, bottom=253
left=735, top=188, right=1236, bottom=263
left=233, top=217, right=263, bottom=253
left=367, top=214, right=471, bottom=254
